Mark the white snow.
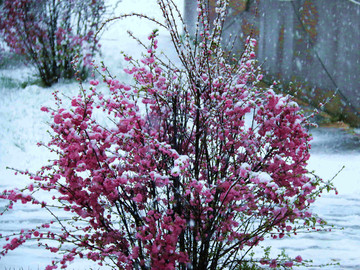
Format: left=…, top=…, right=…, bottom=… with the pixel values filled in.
left=1, top=0, right=360, bottom=269
left=174, top=155, right=189, bottom=167
left=171, top=166, right=181, bottom=176
left=257, top=171, right=272, bottom=183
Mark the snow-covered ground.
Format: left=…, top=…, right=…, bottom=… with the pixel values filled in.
left=1, top=0, right=360, bottom=269
left=266, top=129, right=360, bottom=269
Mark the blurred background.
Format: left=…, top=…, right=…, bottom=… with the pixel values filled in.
left=184, top=0, right=360, bottom=127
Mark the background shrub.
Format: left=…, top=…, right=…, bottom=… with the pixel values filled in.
left=0, top=0, right=105, bottom=86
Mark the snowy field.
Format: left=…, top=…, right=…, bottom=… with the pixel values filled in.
left=1, top=0, right=360, bottom=269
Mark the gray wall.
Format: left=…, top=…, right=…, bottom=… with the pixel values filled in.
left=184, top=0, right=360, bottom=125
left=257, top=1, right=359, bottom=101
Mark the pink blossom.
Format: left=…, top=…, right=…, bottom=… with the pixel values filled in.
left=89, top=80, right=99, bottom=86
left=53, top=114, right=62, bottom=124
left=133, top=193, right=143, bottom=203
left=269, top=259, right=277, bottom=268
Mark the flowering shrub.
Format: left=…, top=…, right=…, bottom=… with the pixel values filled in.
left=0, top=0, right=105, bottom=86
left=0, top=0, right=336, bottom=269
